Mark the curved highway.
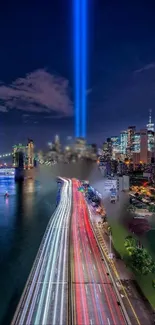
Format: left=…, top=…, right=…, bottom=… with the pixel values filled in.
left=71, top=179, right=125, bottom=325
left=12, top=178, right=72, bottom=325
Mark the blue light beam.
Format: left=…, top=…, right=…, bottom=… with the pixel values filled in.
left=74, top=0, right=80, bottom=137
left=81, top=0, right=87, bottom=138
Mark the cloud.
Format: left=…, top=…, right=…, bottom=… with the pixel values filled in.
left=0, top=105, right=7, bottom=112
left=44, top=114, right=69, bottom=119
left=134, top=63, right=155, bottom=74
left=0, top=69, right=73, bottom=115
left=22, top=113, right=30, bottom=117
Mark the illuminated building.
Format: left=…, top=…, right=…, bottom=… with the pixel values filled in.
left=27, top=139, right=34, bottom=168
left=132, top=132, right=140, bottom=153
left=148, top=130, right=155, bottom=152
left=55, top=134, right=61, bottom=153
left=55, top=134, right=60, bottom=145
left=47, top=142, right=53, bottom=149
left=120, top=131, right=128, bottom=155
left=127, top=126, right=136, bottom=157
left=74, top=137, right=86, bottom=155
left=102, top=138, right=112, bottom=160
left=102, top=141, right=108, bottom=157
left=147, top=130, right=155, bottom=163
left=140, top=129, right=148, bottom=164
left=147, top=109, right=154, bottom=132
left=111, top=136, right=120, bottom=159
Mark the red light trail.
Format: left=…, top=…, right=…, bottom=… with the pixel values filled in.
left=71, top=178, right=125, bottom=325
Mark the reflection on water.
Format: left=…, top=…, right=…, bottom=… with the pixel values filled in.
left=0, top=175, right=57, bottom=325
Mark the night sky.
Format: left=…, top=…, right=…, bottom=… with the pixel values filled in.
left=0, top=0, right=155, bottom=151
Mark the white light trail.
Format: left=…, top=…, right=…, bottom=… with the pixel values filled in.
left=12, top=178, right=71, bottom=325
left=17, top=183, right=67, bottom=324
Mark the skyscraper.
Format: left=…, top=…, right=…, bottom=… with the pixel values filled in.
left=146, top=110, right=155, bottom=163
left=120, top=131, right=128, bottom=155
left=127, top=126, right=136, bottom=157
left=140, top=129, right=148, bottom=164
left=111, top=136, right=120, bottom=159
left=55, top=135, right=61, bottom=153
left=146, top=109, right=154, bottom=132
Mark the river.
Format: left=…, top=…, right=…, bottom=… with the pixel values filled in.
left=0, top=174, right=57, bottom=325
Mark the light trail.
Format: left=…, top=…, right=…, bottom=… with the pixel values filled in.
left=19, top=183, right=67, bottom=324
left=52, top=180, right=71, bottom=325
left=71, top=179, right=126, bottom=325
left=12, top=178, right=72, bottom=325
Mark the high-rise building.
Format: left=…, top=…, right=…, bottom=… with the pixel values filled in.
left=147, top=109, right=154, bottom=132
left=111, top=136, right=120, bottom=159
left=132, top=132, right=140, bottom=153
left=54, top=135, right=61, bottom=153
left=140, top=129, right=148, bottom=164
left=102, top=138, right=112, bottom=160
left=147, top=130, right=155, bottom=163
left=74, top=137, right=86, bottom=155
left=127, top=126, right=136, bottom=157
left=55, top=134, right=60, bottom=144
left=120, top=131, right=128, bottom=155
left=146, top=110, right=155, bottom=163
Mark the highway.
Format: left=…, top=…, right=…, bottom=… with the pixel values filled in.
left=12, top=177, right=72, bottom=325
left=71, top=179, right=125, bottom=325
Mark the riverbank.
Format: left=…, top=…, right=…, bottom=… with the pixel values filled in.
left=110, top=220, right=155, bottom=309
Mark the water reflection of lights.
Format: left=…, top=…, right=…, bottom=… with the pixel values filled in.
left=5, top=197, right=9, bottom=206
left=27, top=180, right=34, bottom=193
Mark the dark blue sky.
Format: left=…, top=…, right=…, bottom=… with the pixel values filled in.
left=0, top=0, right=155, bottom=151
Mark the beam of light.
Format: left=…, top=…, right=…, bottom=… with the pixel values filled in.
left=74, top=0, right=80, bottom=137
left=81, top=0, right=87, bottom=138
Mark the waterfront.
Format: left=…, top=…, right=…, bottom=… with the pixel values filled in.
left=0, top=174, right=57, bottom=325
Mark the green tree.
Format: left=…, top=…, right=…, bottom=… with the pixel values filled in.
left=124, top=236, right=137, bottom=256
left=129, top=247, right=155, bottom=275
left=124, top=236, right=136, bottom=249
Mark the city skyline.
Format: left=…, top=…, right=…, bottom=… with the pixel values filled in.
left=1, top=1, right=155, bottom=150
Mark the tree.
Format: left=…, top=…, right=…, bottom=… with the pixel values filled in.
left=124, top=236, right=136, bottom=249
left=129, top=247, right=155, bottom=276
left=124, top=236, right=136, bottom=253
